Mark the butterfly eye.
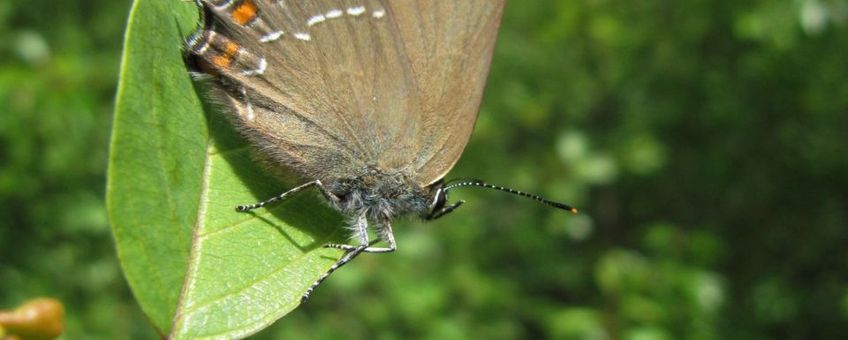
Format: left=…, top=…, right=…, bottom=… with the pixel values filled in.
left=428, top=186, right=448, bottom=215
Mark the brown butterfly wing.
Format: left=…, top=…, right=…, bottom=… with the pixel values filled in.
left=384, top=1, right=504, bottom=185
left=188, top=0, right=503, bottom=183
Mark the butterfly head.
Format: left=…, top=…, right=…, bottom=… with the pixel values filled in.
left=425, top=180, right=449, bottom=217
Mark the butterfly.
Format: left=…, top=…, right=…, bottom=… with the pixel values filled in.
left=185, top=0, right=574, bottom=302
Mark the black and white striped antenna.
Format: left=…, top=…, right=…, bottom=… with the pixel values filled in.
left=444, top=179, right=578, bottom=213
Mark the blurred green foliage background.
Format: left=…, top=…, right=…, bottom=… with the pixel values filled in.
left=2, top=0, right=847, bottom=338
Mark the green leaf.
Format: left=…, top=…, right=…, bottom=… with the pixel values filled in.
left=107, top=0, right=202, bottom=333
left=169, top=126, right=343, bottom=339
left=108, top=0, right=345, bottom=337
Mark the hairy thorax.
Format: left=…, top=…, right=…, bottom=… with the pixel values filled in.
left=324, top=170, right=432, bottom=221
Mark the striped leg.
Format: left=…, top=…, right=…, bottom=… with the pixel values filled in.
left=371, top=221, right=397, bottom=253
left=236, top=180, right=337, bottom=212
left=325, top=221, right=397, bottom=253
left=301, top=243, right=368, bottom=303
left=301, top=214, right=369, bottom=303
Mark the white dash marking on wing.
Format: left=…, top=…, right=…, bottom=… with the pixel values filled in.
left=294, top=32, right=311, bottom=41
left=242, top=58, right=267, bottom=76
left=260, top=30, right=284, bottom=42
left=213, top=0, right=238, bottom=10
left=326, top=9, right=343, bottom=18
left=372, top=9, right=386, bottom=18
left=307, top=14, right=326, bottom=26
left=240, top=87, right=256, bottom=121
left=194, top=31, right=217, bottom=54
left=347, top=6, right=366, bottom=16
left=245, top=104, right=255, bottom=121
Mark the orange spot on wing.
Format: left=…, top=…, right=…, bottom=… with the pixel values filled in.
left=211, top=54, right=233, bottom=68
left=223, top=41, right=240, bottom=58
left=209, top=40, right=240, bottom=70
left=232, top=0, right=258, bottom=25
